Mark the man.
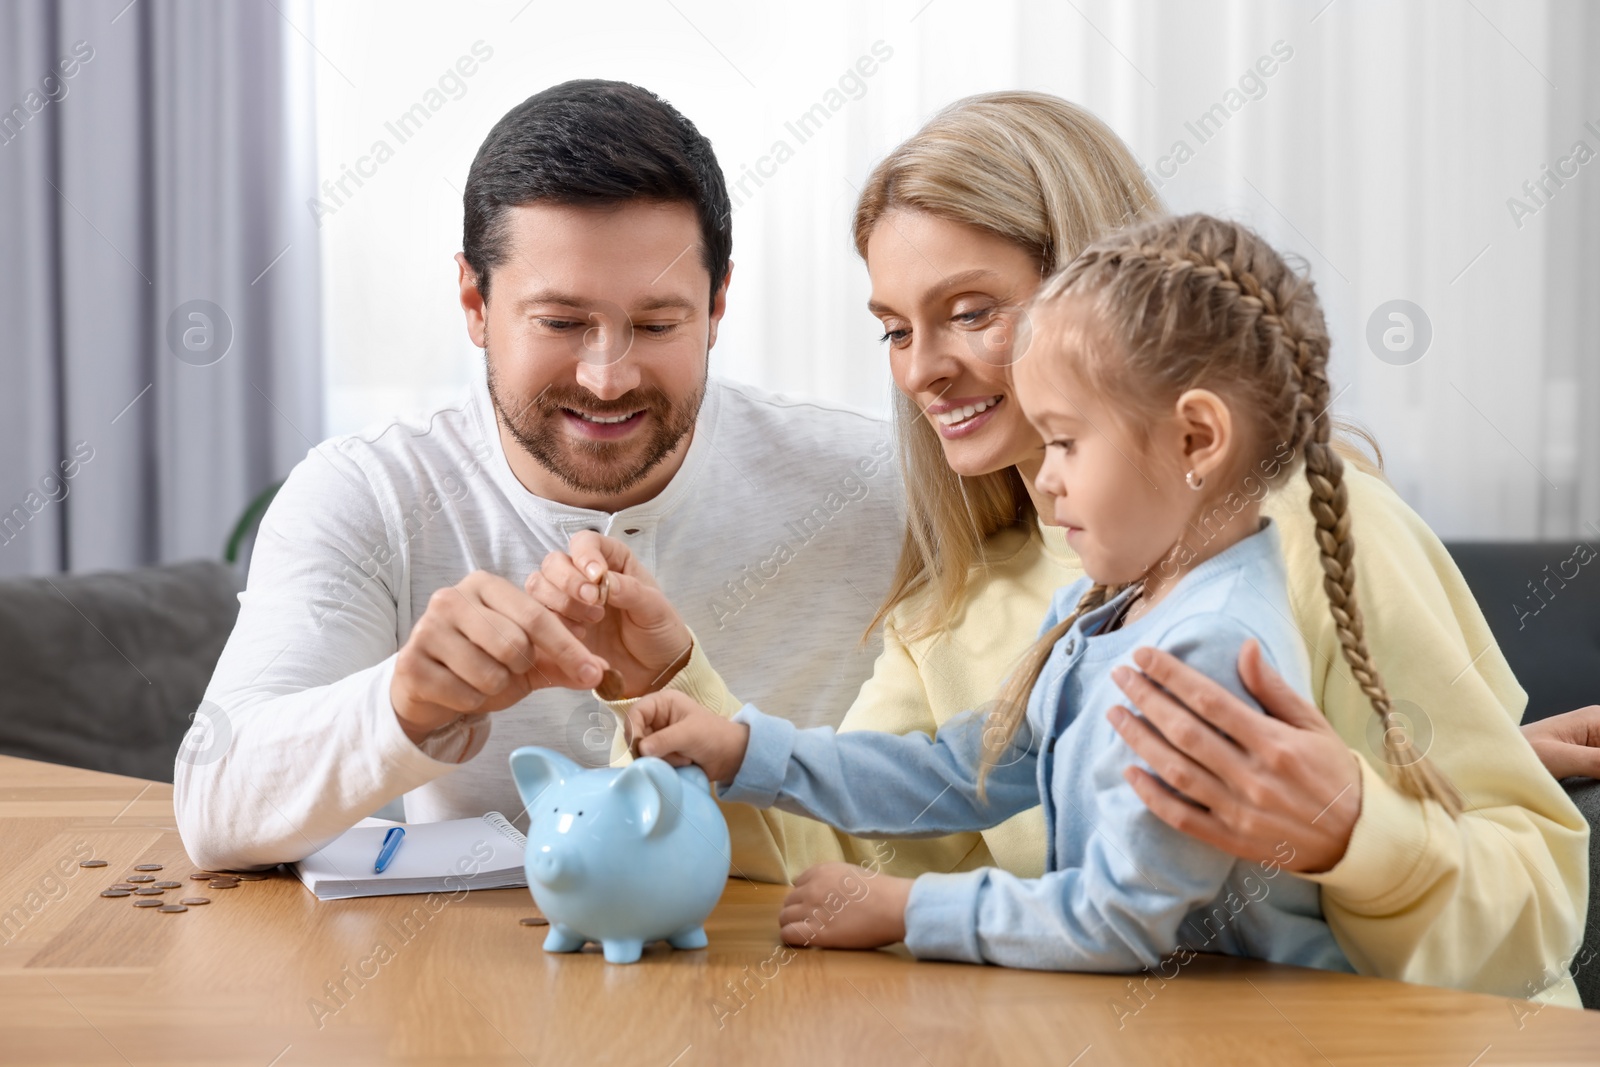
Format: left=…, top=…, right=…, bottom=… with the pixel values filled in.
left=174, top=80, right=900, bottom=873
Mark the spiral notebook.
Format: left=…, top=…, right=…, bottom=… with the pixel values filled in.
left=291, top=811, right=529, bottom=900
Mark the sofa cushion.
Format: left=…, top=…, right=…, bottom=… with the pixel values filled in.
left=1443, top=542, right=1600, bottom=722
left=0, top=560, right=240, bottom=782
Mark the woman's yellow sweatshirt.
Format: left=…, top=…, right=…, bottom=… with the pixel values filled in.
left=607, top=468, right=1588, bottom=1005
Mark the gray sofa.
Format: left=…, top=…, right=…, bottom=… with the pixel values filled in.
left=0, top=560, right=240, bottom=782
left=1444, top=542, right=1599, bottom=724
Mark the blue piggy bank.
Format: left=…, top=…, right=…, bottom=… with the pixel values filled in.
left=509, top=746, right=731, bottom=964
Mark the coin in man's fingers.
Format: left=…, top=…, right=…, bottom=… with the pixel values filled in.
left=596, top=668, right=627, bottom=702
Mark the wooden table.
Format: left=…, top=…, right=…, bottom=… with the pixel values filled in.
left=2, top=754, right=1596, bottom=1066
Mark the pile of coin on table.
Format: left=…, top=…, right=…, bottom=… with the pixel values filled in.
left=80, top=858, right=270, bottom=913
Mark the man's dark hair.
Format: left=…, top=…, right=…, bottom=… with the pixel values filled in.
left=462, top=79, right=731, bottom=308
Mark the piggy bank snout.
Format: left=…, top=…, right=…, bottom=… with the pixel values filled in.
left=531, top=845, right=580, bottom=889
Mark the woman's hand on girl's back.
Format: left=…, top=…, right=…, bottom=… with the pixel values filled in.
left=626, top=690, right=749, bottom=785
left=778, top=863, right=912, bottom=949
left=1107, top=639, right=1363, bottom=875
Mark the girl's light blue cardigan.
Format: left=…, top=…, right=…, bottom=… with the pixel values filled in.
left=719, top=520, right=1353, bottom=974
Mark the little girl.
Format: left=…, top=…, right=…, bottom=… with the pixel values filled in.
left=625, top=213, right=1460, bottom=972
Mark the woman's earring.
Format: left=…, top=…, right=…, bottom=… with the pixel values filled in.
left=1185, top=470, right=1204, bottom=491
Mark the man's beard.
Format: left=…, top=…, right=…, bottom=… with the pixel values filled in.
left=485, top=351, right=705, bottom=498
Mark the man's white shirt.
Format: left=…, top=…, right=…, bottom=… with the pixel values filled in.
left=173, top=374, right=903, bottom=870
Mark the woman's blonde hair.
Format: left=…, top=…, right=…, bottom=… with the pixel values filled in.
left=980, top=213, right=1462, bottom=815
left=852, top=91, right=1165, bottom=640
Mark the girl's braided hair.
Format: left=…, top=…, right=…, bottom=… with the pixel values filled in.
left=980, top=213, right=1462, bottom=815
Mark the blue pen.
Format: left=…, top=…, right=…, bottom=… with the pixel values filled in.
left=374, top=826, right=405, bottom=874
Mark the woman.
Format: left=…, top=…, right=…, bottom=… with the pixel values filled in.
left=531, top=91, right=1588, bottom=1005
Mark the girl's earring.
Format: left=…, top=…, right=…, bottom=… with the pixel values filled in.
left=1185, top=470, right=1204, bottom=491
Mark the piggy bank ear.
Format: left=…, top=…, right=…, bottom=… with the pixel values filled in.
left=509, top=746, right=582, bottom=813
left=610, top=757, right=683, bottom=838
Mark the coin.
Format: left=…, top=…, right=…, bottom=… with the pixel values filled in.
left=133, top=899, right=163, bottom=908
left=180, top=897, right=211, bottom=906
left=518, top=916, right=549, bottom=927
left=134, top=887, right=165, bottom=896
left=207, top=880, right=238, bottom=889
left=153, top=881, right=182, bottom=889
left=189, top=872, right=217, bottom=880
left=79, top=860, right=108, bottom=868
left=158, top=904, right=188, bottom=913
left=596, top=668, right=627, bottom=701
left=100, top=889, right=131, bottom=898
left=109, top=883, right=137, bottom=891
left=133, top=864, right=163, bottom=871
left=232, top=873, right=267, bottom=881
left=127, top=875, right=156, bottom=883
left=597, top=572, right=611, bottom=607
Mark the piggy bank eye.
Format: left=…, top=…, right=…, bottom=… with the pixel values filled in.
left=577, top=810, right=583, bottom=817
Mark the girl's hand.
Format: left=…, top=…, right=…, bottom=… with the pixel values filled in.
left=626, top=690, right=749, bottom=785
left=778, top=863, right=912, bottom=949
left=1107, top=639, right=1362, bottom=875
left=1521, top=705, right=1600, bottom=780
left=527, top=531, right=693, bottom=699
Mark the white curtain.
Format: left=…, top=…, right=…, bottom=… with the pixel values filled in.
left=0, top=0, right=323, bottom=576
left=312, top=0, right=1599, bottom=542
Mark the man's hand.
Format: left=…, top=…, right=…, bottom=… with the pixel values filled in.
left=625, top=690, right=748, bottom=784
left=391, top=571, right=610, bottom=745
left=1522, top=705, right=1600, bottom=780
left=527, top=531, right=692, bottom=699
left=778, top=864, right=912, bottom=949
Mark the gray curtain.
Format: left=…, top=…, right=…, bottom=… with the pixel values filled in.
left=0, top=0, right=321, bottom=577
left=1540, top=1, right=1600, bottom=539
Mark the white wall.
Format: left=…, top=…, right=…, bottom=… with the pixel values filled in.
left=310, top=0, right=1600, bottom=542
